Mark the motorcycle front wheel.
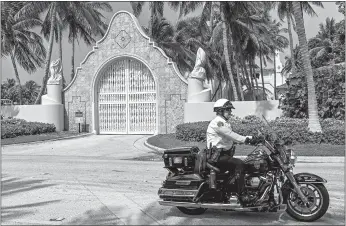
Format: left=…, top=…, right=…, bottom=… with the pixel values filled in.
left=177, top=207, right=207, bottom=215
left=286, top=183, right=329, bottom=222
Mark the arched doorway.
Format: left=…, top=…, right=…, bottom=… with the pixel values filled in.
left=96, top=57, right=157, bottom=134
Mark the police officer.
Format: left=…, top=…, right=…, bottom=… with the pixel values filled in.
left=207, top=98, right=253, bottom=195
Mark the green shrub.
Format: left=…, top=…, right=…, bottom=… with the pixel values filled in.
left=1, top=118, right=56, bottom=139
left=176, top=121, right=208, bottom=142
left=281, top=63, right=345, bottom=120
left=175, top=116, right=345, bottom=145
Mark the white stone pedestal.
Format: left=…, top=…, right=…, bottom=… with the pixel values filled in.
left=187, top=78, right=211, bottom=102
left=42, top=80, right=62, bottom=105
left=41, top=80, right=64, bottom=131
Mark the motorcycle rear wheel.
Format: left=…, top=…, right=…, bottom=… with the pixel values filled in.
left=177, top=207, right=207, bottom=215
left=286, top=183, right=329, bottom=222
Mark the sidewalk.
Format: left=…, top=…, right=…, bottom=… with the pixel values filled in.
left=144, top=139, right=345, bottom=163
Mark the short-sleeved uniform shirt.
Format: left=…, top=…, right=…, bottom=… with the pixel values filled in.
left=207, top=115, right=247, bottom=150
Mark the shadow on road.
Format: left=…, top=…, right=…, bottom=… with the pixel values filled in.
left=67, top=206, right=125, bottom=225
left=1, top=177, right=56, bottom=196
left=1, top=177, right=59, bottom=223
left=2, top=200, right=61, bottom=222
left=133, top=200, right=343, bottom=225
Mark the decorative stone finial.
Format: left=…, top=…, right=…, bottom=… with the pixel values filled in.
left=187, top=47, right=211, bottom=102
left=47, top=59, right=63, bottom=85
left=189, top=48, right=207, bottom=81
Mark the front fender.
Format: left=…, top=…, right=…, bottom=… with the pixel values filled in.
left=293, top=173, right=327, bottom=184
left=281, top=173, right=327, bottom=204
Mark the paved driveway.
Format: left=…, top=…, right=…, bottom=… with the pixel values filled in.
left=2, top=135, right=154, bottom=159
left=1, top=135, right=345, bottom=225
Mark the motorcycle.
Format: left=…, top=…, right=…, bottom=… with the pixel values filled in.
left=157, top=117, right=330, bottom=222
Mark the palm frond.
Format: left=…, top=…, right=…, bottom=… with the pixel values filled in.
left=130, top=2, right=144, bottom=17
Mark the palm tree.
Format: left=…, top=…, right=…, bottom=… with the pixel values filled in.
left=276, top=2, right=324, bottom=79
left=317, top=17, right=337, bottom=41
left=281, top=45, right=304, bottom=77
left=220, top=2, right=238, bottom=101
left=218, top=2, right=266, bottom=101
left=255, top=15, right=289, bottom=100
left=16, top=2, right=58, bottom=104
left=1, top=79, right=16, bottom=101
left=1, top=2, right=46, bottom=105
left=64, top=2, right=111, bottom=81
left=40, top=2, right=112, bottom=82
left=292, top=1, right=322, bottom=132
left=22, top=80, right=40, bottom=104
left=17, top=2, right=111, bottom=104
left=130, top=2, right=164, bottom=38
left=41, top=13, right=66, bottom=85
left=268, top=20, right=289, bottom=99
left=308, top=17, right=337, bottom=67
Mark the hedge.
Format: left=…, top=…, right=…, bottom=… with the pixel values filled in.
left=1, top=118, right=56, bottom=139
left=176, top=115, right=345, bottom=145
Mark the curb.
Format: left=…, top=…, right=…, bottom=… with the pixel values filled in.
left=144, top=138, right=345, bottom=163
left=2, top=132, right=94, bottom=146
left=144, top=139, right=165, bottom=152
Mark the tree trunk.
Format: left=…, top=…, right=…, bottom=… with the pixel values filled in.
left=240, top=55, right=254, bottom=100
left=240, top=54, right=252, bottom=99
left=244, top=60, right=255, bottom=101
left=210, top=2, right=214, bottom=30
left=287, top=12, right=296, bottom=78
left=292, top=2, right=322, bottom=132
left=211, top=79, right=221, bottom=101
left=35, top=3, right=56, bottom=104
left=259, top=49, right=266, bottom=100
left=58, top=27, right=66, bottom=88
left=273, top=49, right=277, bottom=100
left=10, top=52, right=22, bottom=105
left=251, top=58, right=259, bottom=100
left=221, top=8, right=238, bottom=101
left=149, top=3, right=154, bottom=37
left=240, top=60, right=250, bottom=91
left=71, top=37, right=75, bottom=81
left=235, top=55, right=244, bottom=101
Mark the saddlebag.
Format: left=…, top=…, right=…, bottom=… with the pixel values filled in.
left=162, top=146, right=199, bottom=169
left=159, top=174, right=204, bottom=202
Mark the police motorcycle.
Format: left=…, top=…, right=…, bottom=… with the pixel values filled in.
left=157, top=117, right=330, bottom=222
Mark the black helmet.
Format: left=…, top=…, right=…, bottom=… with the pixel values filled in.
left=213, top=99, right=235, bottom=112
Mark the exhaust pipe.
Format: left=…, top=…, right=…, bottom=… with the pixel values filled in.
left=158, top=200, right=286, bottom=212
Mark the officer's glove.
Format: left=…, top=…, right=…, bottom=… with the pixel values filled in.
left=244, top=136, right=253, bottom=145
left=247, top=135, right=265, bottom=145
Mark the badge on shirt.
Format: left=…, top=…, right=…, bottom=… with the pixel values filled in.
left=217, top=121, right=224, bottom=127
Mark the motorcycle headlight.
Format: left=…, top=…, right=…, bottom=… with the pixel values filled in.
left=286, top=149, right=297, bottom=166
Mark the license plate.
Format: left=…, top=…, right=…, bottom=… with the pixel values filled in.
left=173, top=157, right=183, bottom=164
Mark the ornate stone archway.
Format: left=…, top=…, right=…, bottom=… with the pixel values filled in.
left=63, top=11, right=188, bottom=134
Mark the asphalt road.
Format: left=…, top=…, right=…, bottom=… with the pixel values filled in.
left=1, top=135, right=345, bottom=225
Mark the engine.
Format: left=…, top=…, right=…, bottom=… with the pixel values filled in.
left=241, top=174, right=274, bottom=205
left=245, top=176, right=266, bottom=189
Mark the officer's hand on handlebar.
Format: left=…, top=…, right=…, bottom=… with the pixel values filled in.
left=245, top=135, right=265, bottom=145
left=244, top=136, right=252, bottom=145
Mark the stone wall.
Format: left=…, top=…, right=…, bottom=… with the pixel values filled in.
left=2, top=104, right=64, bottom=131
left=63, top=11, right=187, bottom=134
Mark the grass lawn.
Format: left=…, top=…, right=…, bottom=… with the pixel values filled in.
left=1, top=131, right=89, bottom=145
left=147, top=134, right=345, bottom=157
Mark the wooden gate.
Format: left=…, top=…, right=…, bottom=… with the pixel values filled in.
left=97, top=58, right=157, bottom=134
